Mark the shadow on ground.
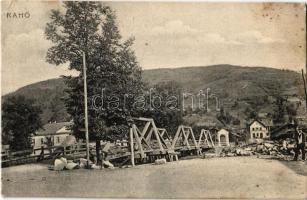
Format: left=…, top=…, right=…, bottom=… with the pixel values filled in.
left=278, top=160, right=307, bottom=176
left=259, top=157, right=307, bottom=176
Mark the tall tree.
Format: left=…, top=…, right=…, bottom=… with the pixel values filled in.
left=48, top=86, right=70, bottom=123
left=2, top=96, right=42, bottom=151
left=45, top=2, right=143, bottom=159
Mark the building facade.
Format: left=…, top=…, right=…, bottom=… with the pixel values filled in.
left=32, top=122, right=73, bottom=154
left=217, top=128, right=230, bottom=146
left=249, top=120, right=270, bottom=139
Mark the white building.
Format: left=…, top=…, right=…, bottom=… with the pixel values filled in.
left=32, top=122, right=73, bottom=154
left=217, top=128, right=230, bottom=146
left=249, top=120, right=270, bottom=139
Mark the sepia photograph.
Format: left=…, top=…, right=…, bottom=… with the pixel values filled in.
left=1, top=1, right=307, bottom=199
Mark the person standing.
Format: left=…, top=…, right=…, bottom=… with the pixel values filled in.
left=293, top=126, right=306, bottom=161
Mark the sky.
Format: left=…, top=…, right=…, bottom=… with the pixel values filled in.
left=1, top=1, right=306, bottom=95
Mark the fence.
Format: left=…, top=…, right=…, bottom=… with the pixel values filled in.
left=1, top=143, right=89, bottom=167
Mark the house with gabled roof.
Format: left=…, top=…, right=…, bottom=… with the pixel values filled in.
left=32, top=121, right=73, bottom=154
left=248, top=119, right=271, bottom=140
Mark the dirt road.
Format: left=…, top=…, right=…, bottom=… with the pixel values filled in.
left=2, top=157, right=306, bottom=198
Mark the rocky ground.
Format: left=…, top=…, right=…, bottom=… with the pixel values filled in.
left=2, top=156, right=306, bottom=198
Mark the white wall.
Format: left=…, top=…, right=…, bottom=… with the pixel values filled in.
left=250, top=121, right=269, bottom=139
left=32, top=134, right=70, bottom=155
left=217, top=129, right=230, bottom=146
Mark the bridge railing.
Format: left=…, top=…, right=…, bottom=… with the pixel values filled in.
left=1, top=143, right=89, bottom=167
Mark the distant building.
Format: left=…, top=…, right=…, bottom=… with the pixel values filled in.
left=217, top=128, right=230, bottom=146
left=248, top=119, right=270, bottom=139
left=32, top=122, right=73, bottom=154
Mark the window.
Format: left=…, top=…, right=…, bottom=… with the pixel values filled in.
left=57, top=136, right=60, bottom=143
left=253, top=133, right=256, bottom=138
left=252, top=128, right=255, bottom=131
left=260, top=133, right=263, bottom=138
left=259, top=127, right=262, bottom=130
left=41, top=138, right=44, bottom=145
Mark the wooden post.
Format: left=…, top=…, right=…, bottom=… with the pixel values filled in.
left=83, top=52, right=90, bottom=167
left=208, top=131, right=215, bottom=147
left=132, top=124, right=145, bottom=158
left=189, top=128, right=198, bottom=148
left=129, top=127, right=135, bottom=167
left=141, top=122, right=151, bottom=137
left=302, top=69, right=307, bottom=108
left=172, top=126, right=182, bottom=149
left=40, top=146, right=45, bottom=161
left=198, top=129, right=203, bottom=147
left=145, top=128, right=154, bottom=143
left=151, top=120, right=164, bottom=153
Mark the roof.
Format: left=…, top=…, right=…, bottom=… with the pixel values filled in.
left=248, top=118, right=273, bottom=128
left=260, top=118, right=274, bottom=127
left=184, top=114, right=224, bottom=128
left=248, top=119, right=266, bottom=128
left=35, top=122, right=73, bottom=136
left=217, top=128, right=229, bottom=133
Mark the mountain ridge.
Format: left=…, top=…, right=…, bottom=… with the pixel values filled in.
left=2, top=65, right=305, bottom=124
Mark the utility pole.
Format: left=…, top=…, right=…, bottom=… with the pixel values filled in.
left=302, top=69, right=307, bottom=108
left=83, top=52, right=90, bottom=167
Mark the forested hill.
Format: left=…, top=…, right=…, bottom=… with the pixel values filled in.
left=3, top=65, right=305, bottom=124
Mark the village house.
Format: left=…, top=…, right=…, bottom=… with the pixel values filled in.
left=248, top=119, right=271, bottom=140
left=32, top=121, right=73, bottom=154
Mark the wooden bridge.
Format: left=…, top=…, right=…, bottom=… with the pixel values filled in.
left=121, top=117, right=215, bottom=166
left=2, top=117, right=216, bottom=168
